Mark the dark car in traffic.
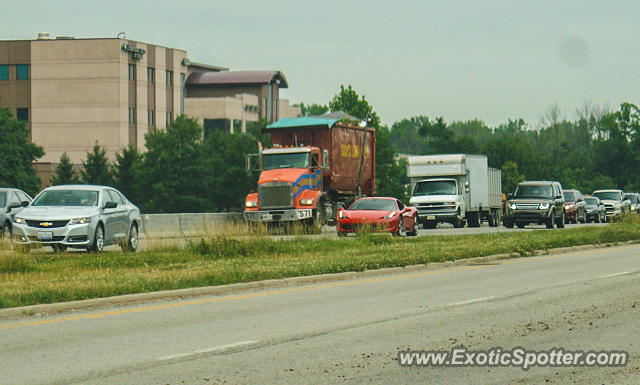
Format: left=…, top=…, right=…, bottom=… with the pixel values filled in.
left=584, top=196, right=606, bottom=223
left=563, top=189, right=586, bottom=224
left=504, top=181, right=565, bottom=229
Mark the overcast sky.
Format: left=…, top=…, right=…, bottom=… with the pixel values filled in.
left=5, top=0, right=639, bottom=127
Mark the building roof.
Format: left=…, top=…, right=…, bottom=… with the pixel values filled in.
left=186, top=71, right=288, bottom=88
left=186, top=60, right=228, bottom=72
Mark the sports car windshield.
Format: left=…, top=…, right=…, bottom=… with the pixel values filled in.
left=32, top=190, right=99, bottom=207
left=349, top=199, right=397, bottom=211
left=263, top=152, right=310, bottom=170
left=413, top=180, right=457, bottom=196
left=514, top=185, right=553, bottom=199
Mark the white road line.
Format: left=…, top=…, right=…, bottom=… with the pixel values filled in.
left=448, top=296, right=496, bottom=306
left=156, top=340, right=258, bottom=361
left=600, top=271, right=633, bottom=279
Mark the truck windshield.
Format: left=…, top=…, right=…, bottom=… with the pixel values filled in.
left=514, top=185, right=553, bottom=199
left=349, top=199, right=397, bottom=211
left=263, top=152, right=310, bottom=170
left=593, top=191, right=621, bottom=201
left=412, top=180, right=457, bottom=196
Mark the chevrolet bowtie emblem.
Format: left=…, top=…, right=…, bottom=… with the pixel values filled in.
left=40, top=222, right=52, bottom=227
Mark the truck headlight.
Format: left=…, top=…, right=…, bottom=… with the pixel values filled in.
left=245, top=201, right=258, bottom=208
left=70, top=217, right=92, bottom=225
left=539, top=202, right=550, bottom=210
left=300, top=199, right=314, bottom=205
left=14, top=217, right=25, bottom=224
left=509, top=203, right=517, bottom=210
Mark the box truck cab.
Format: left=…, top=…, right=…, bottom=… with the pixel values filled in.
left=407, top=154, right=502, bottom=229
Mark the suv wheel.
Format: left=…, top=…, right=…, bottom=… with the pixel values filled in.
left=546, top=212, right=555, bottom=229
left=556, top=210, right=566, bottom=229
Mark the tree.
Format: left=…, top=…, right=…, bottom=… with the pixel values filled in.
left=329, top=85, right=380, bottom=127
left=50, top=152, right=79, bottom=185
left=136, top=116, right=208, bottom=213
left=0, top=107, right=44, bottom=195
left=501, top=161, right=525, bottom=194
left=296, top=102, right=329, bottom=117
left=81, top=142, right=113, bottom=185
left=113, top=145, right=142, bottom=204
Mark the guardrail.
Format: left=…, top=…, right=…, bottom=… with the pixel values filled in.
left=140, top=213, right=243, bottom=238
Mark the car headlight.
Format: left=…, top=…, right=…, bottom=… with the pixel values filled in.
left=564, top=203, right=573, bottom=209
left=338, top=210, right=346, bottom=219
left=540, top=202, right=550, bottom=210
left=69, top=217, right=92, bottom=225
left=509, top=203, right=517, bottom=210
left=245, top=201, right=258, bottom=208
left=384, top=211, right=396, bottom=220
left=14, top=217, right=25, bottom=224
left=300, top=199, right=314, bottom=206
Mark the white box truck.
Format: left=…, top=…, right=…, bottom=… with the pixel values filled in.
left=407, top=154, right=502, bottom=229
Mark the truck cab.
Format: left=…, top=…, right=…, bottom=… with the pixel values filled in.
left=244, top=146, right=327, bottom=224
left=409, top=177, right=466, bottom=228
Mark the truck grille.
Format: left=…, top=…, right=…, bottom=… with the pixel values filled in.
left=259, top=182, right=293, bottom=209
left=516, top=203, right=540, bottom=210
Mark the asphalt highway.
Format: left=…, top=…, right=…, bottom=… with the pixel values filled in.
left=1, top=243, right=638, bottom=384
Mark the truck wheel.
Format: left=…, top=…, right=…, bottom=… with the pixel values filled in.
left=504, top=219, right=514, bottom=228
left=453, top=219, right=464, bottom=228
left=556, top=211, right=566, bottom=228
left=517, top=223, right=526, bottom=229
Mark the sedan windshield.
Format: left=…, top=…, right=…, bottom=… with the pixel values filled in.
left=584, top=198, right=598, bottom=206
left=593, top=191, right=621, bottom=201
left=32, top=190, right=99, bottom=207
left=413, top=180, right=457, bottom=196
left=514, top=185, right=553, bottom=199
left=563, top=192, right=575, bottom=202
left=0, top=192, right=5, bottom=207
left=349, top=199, right=397, bottom=211
left=263, top=152, right=310, bottom=170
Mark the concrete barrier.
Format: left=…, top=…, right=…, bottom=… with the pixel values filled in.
left=140, top=212, right=243, bottom=239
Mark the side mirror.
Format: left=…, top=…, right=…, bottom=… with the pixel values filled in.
left=577, top=198, right=583, bottom=202
left=6, top=203, right=21, bottom=212
left=21, top=201, right=29, bottom=207
left=103, top=201, right=117, bottom=209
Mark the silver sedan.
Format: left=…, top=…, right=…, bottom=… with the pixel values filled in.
left=12, top=185, right=141, bottom=252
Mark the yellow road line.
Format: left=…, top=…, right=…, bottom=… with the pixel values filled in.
left=1, top=244, right=637, bottom=331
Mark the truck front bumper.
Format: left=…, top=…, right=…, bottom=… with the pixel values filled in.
left=417, top=210, right=459, bottom=223
left=244, top=209, right=313, bottom=222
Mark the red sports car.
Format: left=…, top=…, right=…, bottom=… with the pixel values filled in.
left=337, top=197, right=418, bottom=236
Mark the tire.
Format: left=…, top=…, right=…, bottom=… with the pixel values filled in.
left=122, top=223, right=139, bottom=252
left=407, top=216, right=418, bottom=236
left=504, top=219, right=514, bottom=229
left=556, top=210, right=566, bottom=229
left=546, top=212, right=554, bottom=229
left=517, top=223, right=526, bottom=229
left=393, top=217, right=403, bottom=237
left=337, top=231, right=347, bottom=237
left=52, top=244, right=67, bottom=253
left=467, top=212, right=480, bottom=228
left=88, top=225, right=105, bottom=253
left=2, top=222, right=11, bottom=241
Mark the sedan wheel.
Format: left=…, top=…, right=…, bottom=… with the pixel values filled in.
left=1, top=223, right=11, bottom=241
left=122, top=224, right=138, bottom=252
left=88, top=225, right=104, bottom=253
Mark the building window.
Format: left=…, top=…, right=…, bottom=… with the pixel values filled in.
left=275, top=99, right=279, bottom=120
left=129, top=107, right=136, bottom=124
left=166, top=70, right=173, bottom=86
left=203, top=119, right=229, bottom=138
left=128, top=64, right=136, bottom=81
left=147, top=67, right=155, bottom=83
left=166, top=112, right=173, bottom=126
left=16, top=64, right=29, bottom=80
left=0, top=65, right=8, bottom=80
left=148, top=109, right=155, bottom=126
left=263, top=98, right=267, bottom=118
left=16, top=108, right=28, bottom=121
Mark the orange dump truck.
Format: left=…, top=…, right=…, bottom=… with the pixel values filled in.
left=244, top=116, right=375, bottom=226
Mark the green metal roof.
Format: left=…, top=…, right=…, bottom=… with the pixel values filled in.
left=266, top=117, right=339, bottom=130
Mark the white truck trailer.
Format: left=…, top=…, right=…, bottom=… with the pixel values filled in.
left=407, top=154, right=502, bottom=228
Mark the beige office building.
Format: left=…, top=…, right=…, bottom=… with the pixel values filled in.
left=0, top=35, right=300, bottom=185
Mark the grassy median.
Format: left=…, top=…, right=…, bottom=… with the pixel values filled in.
left=1, top=216, right=639, bottom=309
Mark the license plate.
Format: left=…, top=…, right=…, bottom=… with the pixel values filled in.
left=37, top=231, right=53, bottom=240
left=427, top=215, right=436, bottom=220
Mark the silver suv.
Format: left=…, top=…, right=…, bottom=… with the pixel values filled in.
left=12, top=185, right=141, bottom=252
left=504, top=181, right=566, bottom=229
